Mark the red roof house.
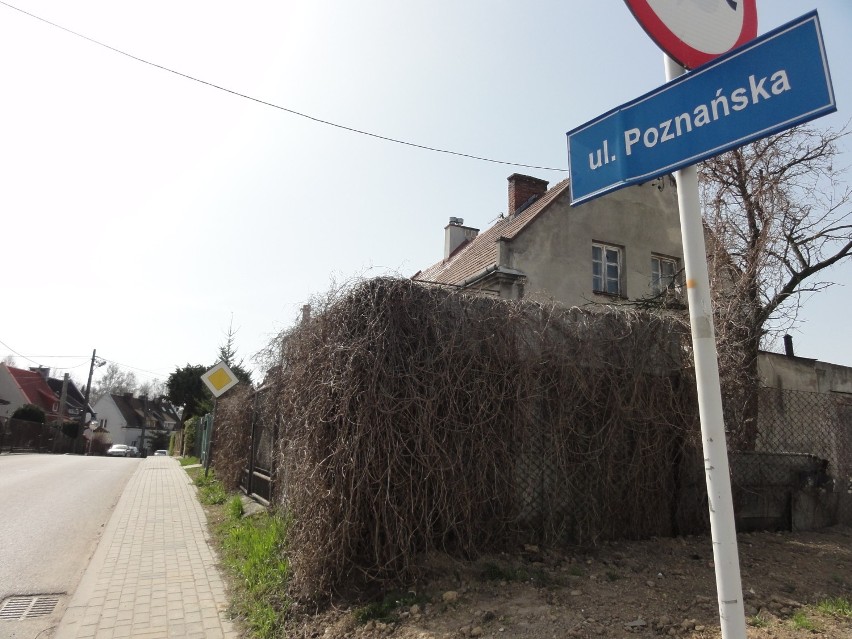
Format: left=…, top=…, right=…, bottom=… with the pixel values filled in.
left=0, top=364, right=60, bottom=420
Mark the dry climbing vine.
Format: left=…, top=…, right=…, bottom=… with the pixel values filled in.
left=221, top=278, right=706, bottom=599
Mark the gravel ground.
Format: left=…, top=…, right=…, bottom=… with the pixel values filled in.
left=286, top=526, right=852, bottom=639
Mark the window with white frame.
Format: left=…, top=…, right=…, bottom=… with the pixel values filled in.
left=592, top=243, right=622, bottom=295
left=651, top=255, right=679, bottom=295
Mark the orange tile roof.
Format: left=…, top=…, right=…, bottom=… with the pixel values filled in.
left=414, top=179, right=570, bottom=285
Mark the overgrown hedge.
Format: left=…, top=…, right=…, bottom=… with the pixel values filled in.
left=211, top=385, right=254, bottom=491
left=217, top=278, right=705, bottom=599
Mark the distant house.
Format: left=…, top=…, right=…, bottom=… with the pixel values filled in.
left=413, top=173, right=684, bottom=306
left=92, top=393, right=180, bottom=453
left=45, top=373, right=93, bottom=423
left=0, top=364, right=61, bottom=421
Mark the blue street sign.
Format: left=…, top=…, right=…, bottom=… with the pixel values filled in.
left=567, top=11, right=835, bottom=205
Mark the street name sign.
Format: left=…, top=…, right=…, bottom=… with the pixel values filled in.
left=566, top=11, right=835, bottom=205
left=624, top=0, right=757, bottom=69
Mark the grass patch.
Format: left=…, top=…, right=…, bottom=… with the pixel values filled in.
left=226, top=495, right=244, bottom=520
left=217, top=511, right=291, bottom=638
left=179, top=455, right=200, bottom=466
left=748, top=614, right=769, bottom=628
left=790, top=611, right=817, bottom=632
left=817, top=597, right=852, bottom=617
left=191, top=468, right=228, bottom=505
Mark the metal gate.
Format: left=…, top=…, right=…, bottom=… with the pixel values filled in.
left=240, top=385, right=276, bottom=505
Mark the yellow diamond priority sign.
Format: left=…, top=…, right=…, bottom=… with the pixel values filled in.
left=201, top=362, right=239, bottom=398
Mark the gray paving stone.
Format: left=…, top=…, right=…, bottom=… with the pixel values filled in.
left=54, top=457, right=239, bottom=638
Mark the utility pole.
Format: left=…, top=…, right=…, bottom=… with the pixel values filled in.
left=82, top=350, right=97, bottom=425
left=81, top=349, right=104, bottom=454
left=140, top=394, right=149, bottom=457
left=53, top=373, right=69, bottom=453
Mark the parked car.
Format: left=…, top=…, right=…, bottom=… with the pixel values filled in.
left=106, top=444, right=130, bottom=457
left=126, top=446, right=139, bottom=458
left=154, top=450, right=168, bottom=456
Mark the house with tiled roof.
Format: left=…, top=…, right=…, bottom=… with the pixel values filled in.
left=0, top=364, right=61, bottom=420
left=92, top=392, right=180, bottom=453
left=44, top=370, right=93, bottom=422
left=413, top=173, right=684, bottom=306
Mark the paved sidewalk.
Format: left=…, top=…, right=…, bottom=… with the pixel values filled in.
left=55, top=457, right=239, bottom=639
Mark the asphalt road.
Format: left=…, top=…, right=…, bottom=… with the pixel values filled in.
left=0, top=454, right=140, bottom=638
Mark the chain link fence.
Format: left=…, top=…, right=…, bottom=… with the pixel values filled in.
left=230, top=383, right=851, bottom=542
left=728, top=386, right=852, bottom=530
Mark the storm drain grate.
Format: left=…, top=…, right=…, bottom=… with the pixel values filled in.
left=0, top=595, right=61, bottom=620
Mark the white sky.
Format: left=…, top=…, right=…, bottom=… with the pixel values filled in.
left=1, top=0, right=850, bottom=388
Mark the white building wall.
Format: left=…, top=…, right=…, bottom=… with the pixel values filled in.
left=0, top=365, right=29, bottom=419
left=91, top=395, right=140, bottom=446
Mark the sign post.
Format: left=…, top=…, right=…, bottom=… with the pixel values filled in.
left=626, top=5, right=756, bottom=639
left=664, top=52, right=747, bottom=639
left=566, top=5, right=834, bottom=639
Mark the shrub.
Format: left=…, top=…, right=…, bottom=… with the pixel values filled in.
left=12, top=404, right=46, bottom=424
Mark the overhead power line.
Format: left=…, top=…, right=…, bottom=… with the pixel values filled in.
left=1, top=1, right=569, bottom=173
left=100, top=358, right=170, bottom=379
left=0, top=338, right=169, bottom=378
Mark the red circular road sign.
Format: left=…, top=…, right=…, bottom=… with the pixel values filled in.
left=624, top=0, right=757, bottom=69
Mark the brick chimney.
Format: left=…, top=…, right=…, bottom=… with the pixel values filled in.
left=444, top=217, right=479, bottom=259
left=29, top=366, right=50, bottom=380
left=784, top=334, right=795, bottom=357
left=507, top=174, right=548, bottom=216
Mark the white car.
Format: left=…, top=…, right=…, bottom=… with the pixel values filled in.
left=153, top=450, right=168, bottom=456
left=106, top=444, right=130, bottom=457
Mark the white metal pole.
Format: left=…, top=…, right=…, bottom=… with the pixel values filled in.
left=665, top=54, right=747, bottom=639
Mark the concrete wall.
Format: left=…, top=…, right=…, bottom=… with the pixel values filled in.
left=757, top=350, right=852, bottom=527
left=505, top=178, right=683, bottom=306
left=759, top=350, right=852, bottom=394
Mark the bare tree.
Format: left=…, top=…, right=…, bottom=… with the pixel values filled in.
left=138, top=378, right=166, bottom=399
left=91, top=363, right=138, bottom=404
left=699, top=124, right=851, bottom=447
left=2, top=354, right=16, bottom=367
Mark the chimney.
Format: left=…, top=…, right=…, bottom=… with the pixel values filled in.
left=444, top=217, right=479, bottom=259
left=301, top=304, right=311, bottom=325
left=29, top=366, right=50, bottom=380
left=783, top=334, right=795, bottom=357
left=507, top=174, right=548, bottom=216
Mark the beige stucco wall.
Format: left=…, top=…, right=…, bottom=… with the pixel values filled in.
left=505, top=178, right=683, bottom=306
left=759, top=350, right=852, bottom=394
